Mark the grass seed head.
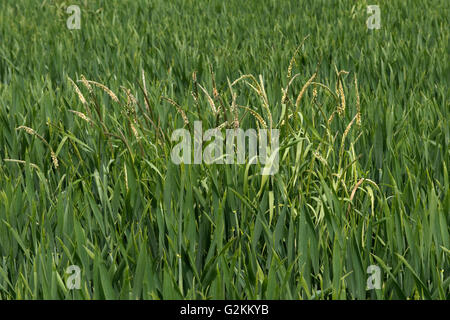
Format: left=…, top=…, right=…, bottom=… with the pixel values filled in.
left=17, top=125, right=36, bottom=136
left=51, top=151, right=59, bottom=169
left=69, top=110, right=91, bottom=123
left=79, top=75, right=93, bottom=94
left=337, top=80, right=346, bottom=116
left=86, top=80, right=119, bottom=103
left=68, top=77, right=87, bottom=105
left=295, top=72, right=317, bottom=109
left=354, top=74, right=361, bottom=126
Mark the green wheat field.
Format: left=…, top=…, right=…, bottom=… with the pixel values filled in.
left=0, top=0, right=448, bottom=300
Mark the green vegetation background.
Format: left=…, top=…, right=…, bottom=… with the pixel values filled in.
left=0, top=0, right=448, bottom=299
